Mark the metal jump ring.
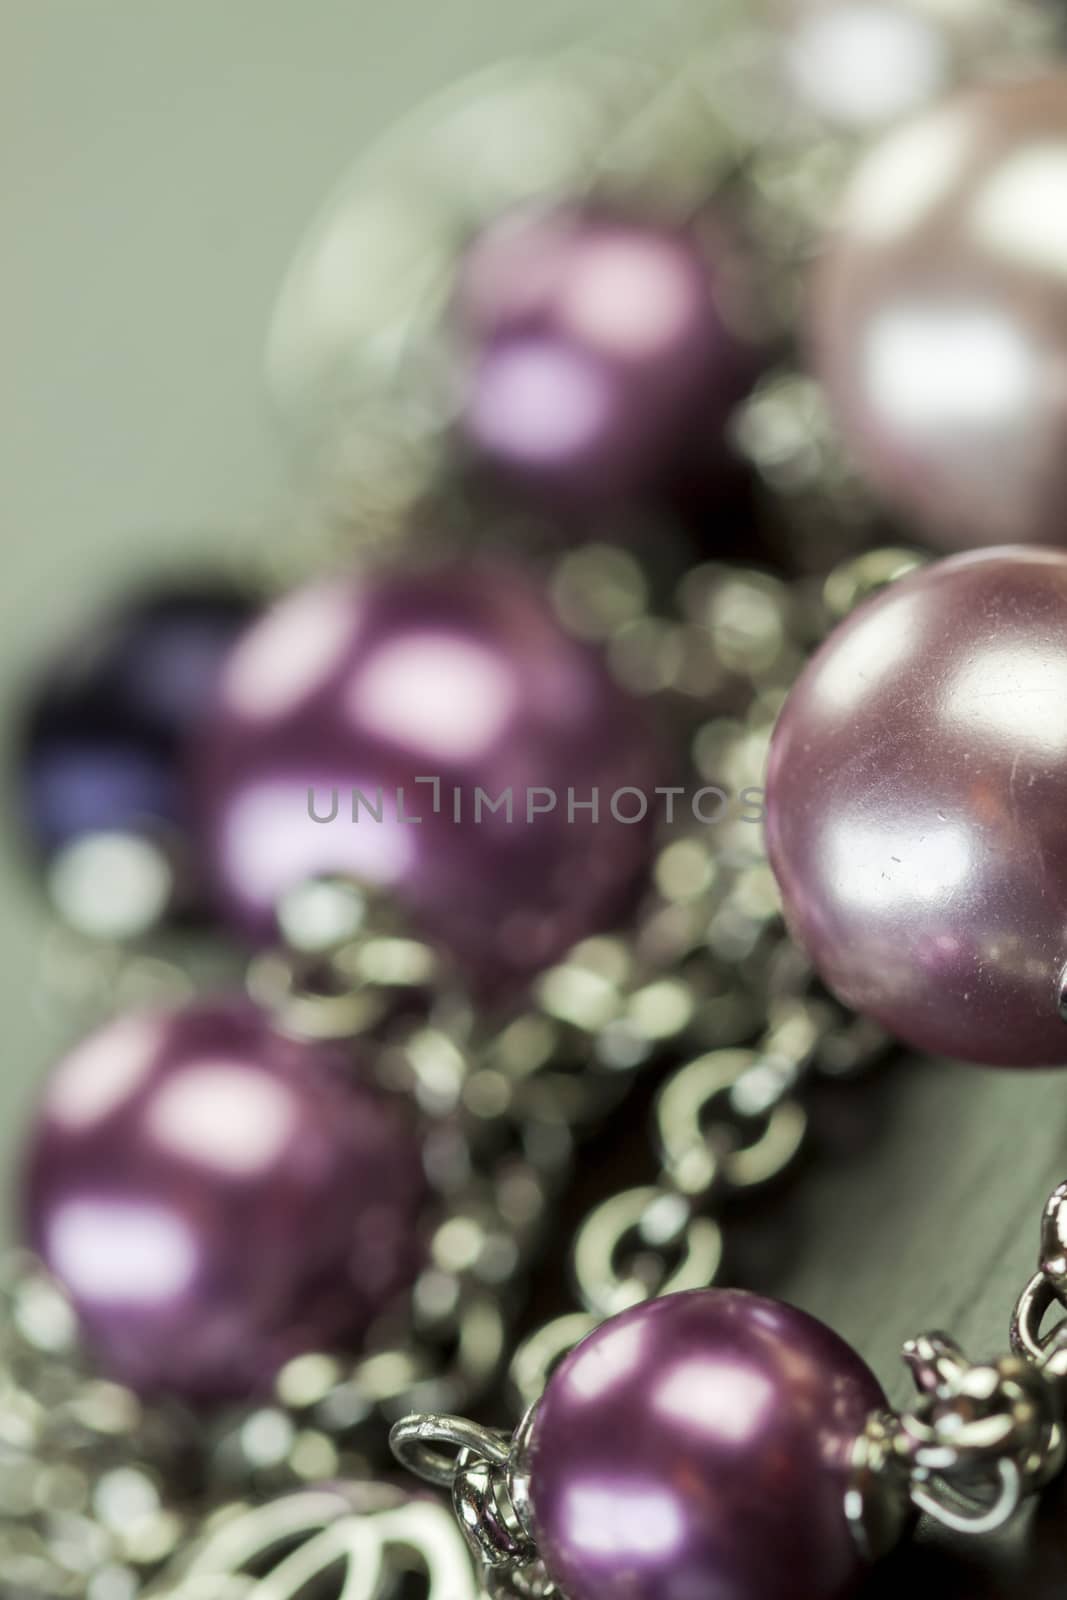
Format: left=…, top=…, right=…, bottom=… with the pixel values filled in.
left=657, top=1049, right=807, bottom=1195
left=910, top=1459, right=1024, bottom=1538
left=389, top=1413, right=512, bottom=1488
left=573, top=1185, right=723, bottom=1318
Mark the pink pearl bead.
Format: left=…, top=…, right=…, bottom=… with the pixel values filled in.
left=767, top=547, right=1067, bottom=1065
left=812, top=74, right=1067, bottom=549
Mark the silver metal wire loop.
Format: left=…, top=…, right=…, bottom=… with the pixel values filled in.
left=656, top=1047, right=807, bottom=1196
left=389, top=1414, right=512, bottom=1489
left=1011, top=1180, right=1067, bottom=1377
left=572, top=1187, right=723, bottom=1318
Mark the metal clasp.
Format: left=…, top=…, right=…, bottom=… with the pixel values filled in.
left=898, top=1333, right=1064, bottom=1534
left=1012, top=1180, right=1067, bottom=1378
left=848, top=1331, right=1065, bottom=1558
left=390, top=1407, right=548, bottom=1593
left=850, top=1181, right=1067, bottom=1559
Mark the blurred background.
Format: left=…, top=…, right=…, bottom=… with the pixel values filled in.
left=0, top=0, right=652, bottom=1184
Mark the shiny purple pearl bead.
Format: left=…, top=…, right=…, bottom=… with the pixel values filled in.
left=766, top=547, right=1067, bottom=1066
left=22, top=998, right=425, bottom=1402
left=455, top=206, right=751, bottom=499
left=17, top=581, right=256, bottom=875
left=190, top=562, right=663, bottom=991
left=526, top=1290, right=883, bottom=1600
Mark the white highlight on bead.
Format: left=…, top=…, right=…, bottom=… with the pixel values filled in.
left=148, top=1063, right=299, bottom=1176
left=558, top=237, right=699, bottom=358
left=223, top=585, right=357, bottom=722
left=971, top=144, right=1067, bottom=278
left=469, top=340, right=613, bottom=464
left=787, top=2, right=949, bottom=129
left=562, top=1485, right=685, bottom=1558
left=563, top=1322, right=646, bottom=1403
left=48, top=1200, right=197, bottom=1304
left=806, top=590, right=919, bottom=715
left=945, top=643, right=1067, bottom=759
left=48, top=832, right=173, bottom=941
left=654, top=1357, right=775, bottom=1445
left=351, top=633, right=518, bottom=761
left=862, top=304, right=1039, bottom=433
left=826, top=815, right=973, bottom=913
left=221, top=779, right=416, bottom=914
left=49, top=1015, right=163, bottom=1130
left=842, top=104, right=972, bottom=242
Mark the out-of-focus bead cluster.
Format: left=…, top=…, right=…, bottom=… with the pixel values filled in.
left=266, top=0, right=1057, bottom=574
left=0, top=540, right=908, bottom=1598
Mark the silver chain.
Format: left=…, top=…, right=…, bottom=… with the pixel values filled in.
left=511, top=976, right=885, bottom=1409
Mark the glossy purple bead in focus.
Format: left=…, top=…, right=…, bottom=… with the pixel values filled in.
left=190, top=562, right=664, bottom=990
left=526, top=1289, right=883, bottom=1600
left=766, top=547, right=1067, bottom=1066
left=22, top=998, right=426, bottom=1402
left=455, top=206, right=753, bottom=499
left=811, top=74, right=1067, bottom=549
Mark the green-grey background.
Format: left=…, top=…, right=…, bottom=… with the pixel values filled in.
left=5, top=8, right=1067, bottom=1592
left=0, top=0, right=628, bottom=1168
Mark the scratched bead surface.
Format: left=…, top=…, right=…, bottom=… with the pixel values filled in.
left=766, top=547, right=1067, bottom=1065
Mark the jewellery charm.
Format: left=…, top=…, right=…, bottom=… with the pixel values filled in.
left=148, top=1481, right=479, bottom=1600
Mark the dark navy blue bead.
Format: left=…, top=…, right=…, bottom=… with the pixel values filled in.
left=16, top=582, right=258, bottom=889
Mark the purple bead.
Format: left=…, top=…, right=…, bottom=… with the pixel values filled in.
left=21, top=998, right=426, bottom=1403
left=811, top=74, right=1067, bottom=549
left=16, top=581, right=257, bottom=881
left=766, top=547, right=1067, bottom=1066
left=455, top=206, right=753, bottom=499
left=526, top=1289, right=883, bottom=1600
left=190, top=562, right=664, bottom=991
